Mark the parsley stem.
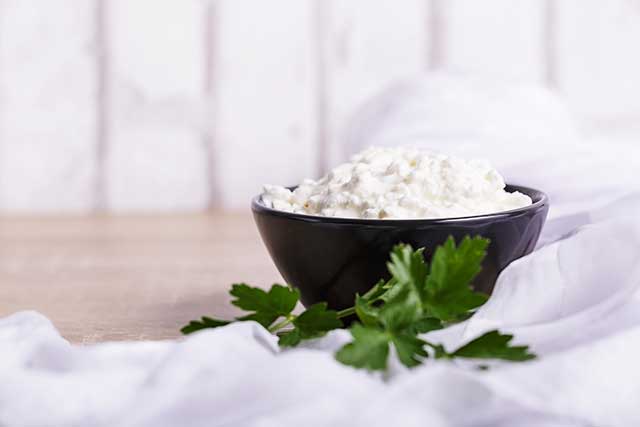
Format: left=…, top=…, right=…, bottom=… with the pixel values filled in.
left=336, top=307, right=356, bottom=318
left=269, top=306, right=356, bottom=333
left=268, top=315, right=295, bottom=333
left=337, top=293, right=385, bottom=319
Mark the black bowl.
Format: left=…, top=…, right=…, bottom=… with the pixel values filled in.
left=252, top=185, right=548, bottom=310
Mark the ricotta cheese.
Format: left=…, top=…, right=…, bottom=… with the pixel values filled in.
left=261, top=147, right=532, bottom=219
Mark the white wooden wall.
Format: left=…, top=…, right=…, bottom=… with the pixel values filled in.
left=0, top=0, right=638, bottom=212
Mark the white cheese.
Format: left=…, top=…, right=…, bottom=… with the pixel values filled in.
left=261, top=147, right=532, bottom=219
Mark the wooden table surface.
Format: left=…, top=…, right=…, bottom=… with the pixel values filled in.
left=0, top=214, right=282, bottom=343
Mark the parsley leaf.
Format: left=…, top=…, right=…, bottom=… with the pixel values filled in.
left=359, top=279, right=388, bottom=303
left=408, top=317, right=443, bottom=334
left=391, top=332, right=429, bottom=367
left=336, top=320, right=429, bottom=370
left=335, top=324, right=390, bottom=370
left=423, top=236, right=489, bottom=321
left=386, top=245, right=428, bottom=304
left=278, top=303, right=342, bottom=347
left=379, top=287, right=422, bottom=330
left=277, top=329, right=302, bottom=347
left=294, top=302, right=342, bottom=331
left=180, top=316, right=229, bottom=335
left=338, top=289, right=428, bottom=371
left=354, top=295, right=379, bottom=327
left=445, top=330, right=536, bottom=362
left=231, top=283, right=299, bottom=328
left=183, top=237, right=537, bottom=372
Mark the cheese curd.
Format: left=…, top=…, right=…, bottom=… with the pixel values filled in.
left=261, top=147, right=532, bottom=219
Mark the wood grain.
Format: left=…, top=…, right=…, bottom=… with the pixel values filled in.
left=0, top=214, right=282, bottom=343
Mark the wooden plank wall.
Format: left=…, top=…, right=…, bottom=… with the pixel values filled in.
left=0, top=0, right=96, bottom=211
left=214, top=0, right=318, bottom=208
left=0, top=0, right=638, bottom=212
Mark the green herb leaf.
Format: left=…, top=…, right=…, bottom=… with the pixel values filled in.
left=180, top=316, right=229, bottom=335
left=231, top=283, right=299, bottom=328
left=423, top=236, right=489, bottom=321
left=378, top=278, right=400, bottom=303
left=355, top=295, right=380, bottom=327
left=335, top=324, right=390, bottom=371
left=277, top=329, right=302, bottom=347
left=337, top=240, right=495, bottom=371
left=339, top=285, right=429, bottom=371
left=427, top=342, right=449, bottom=359
left=379, top=287, right=422, bottom=331
left=278, top=303, right=342, bottom=348
left=294, top=302, right=342, bottom=332
left=381, top=244, right=431, bottom=326
left=182, top=238, right=536, bottom=373
left=336, top=320, right=429, bottom=370
left=387, top=245, right=428, bottom=301
left=448, top=330, right=536, bottom=361
left=392, top=332, right=428, bottom=367
left=360, top=279, right=388, bottom=302
left=408, top=317, right=443, bottom=334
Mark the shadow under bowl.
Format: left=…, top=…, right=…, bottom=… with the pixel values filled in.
left=252, top=185, right=549, bottom=311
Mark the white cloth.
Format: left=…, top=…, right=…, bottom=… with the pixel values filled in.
left=2, top=74, right=640, bottom=426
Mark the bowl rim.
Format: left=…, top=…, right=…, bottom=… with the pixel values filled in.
left=251, top=183, right=548, bottom=225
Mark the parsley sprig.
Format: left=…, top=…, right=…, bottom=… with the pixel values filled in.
left=181, top=236, right=535, bottom=371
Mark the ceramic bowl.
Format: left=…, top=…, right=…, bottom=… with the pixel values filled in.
left=252, top=185, right=548, bottom=310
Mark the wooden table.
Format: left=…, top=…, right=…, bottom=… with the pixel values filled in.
left=0, top=214, right=281, bottom=343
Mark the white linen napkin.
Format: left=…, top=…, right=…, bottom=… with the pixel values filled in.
left=2, top=74, right=640, bottom=427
